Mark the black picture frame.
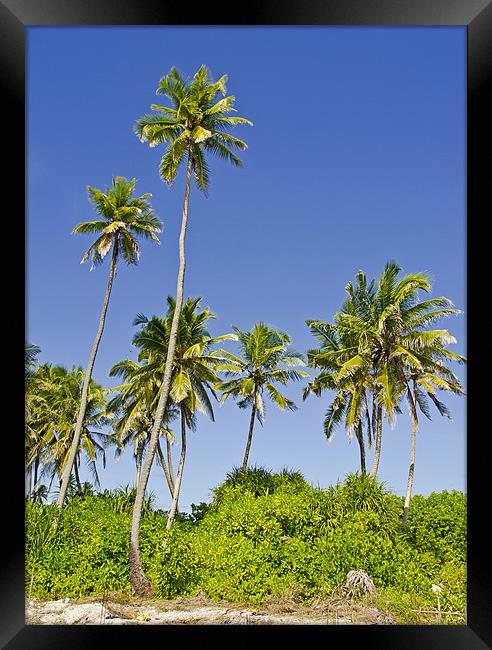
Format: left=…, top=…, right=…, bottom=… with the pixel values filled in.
left=4, top=0, right=491, bottom=647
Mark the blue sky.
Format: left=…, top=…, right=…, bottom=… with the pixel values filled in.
left=27, top=26, right=466, bottom=510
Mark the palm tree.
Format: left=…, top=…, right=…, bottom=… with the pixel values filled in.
left=130, top=65, right=252, bottom=596
left=303, top=320, right=374, bottom=475
left=128, top=298, right=233, bottom=534
left=55, top=177, right=161, bottom=509
left=305, top=270, right=388, bottom=475
left=28, top=364, right=111, bottom=499
left=107, top=357, right=179, bottom=498
left=215, top=323, right=308, bottom=471
left=341, top=262, right=466, bottom=521
left=307, top=261, right=465, bottom=498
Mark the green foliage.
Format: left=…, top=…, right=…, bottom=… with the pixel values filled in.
left=26, top=473, right=466, bottom=622
left=135, top=65, right=252, bottom=192
left=403, top=491, right=467, bottom=563
left=211, top=466, right=307, bottom=505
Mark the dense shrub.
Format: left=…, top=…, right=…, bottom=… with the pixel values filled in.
left=403, top=491, right=467, bottom=563
left=26, top=471, right=467, bottom=618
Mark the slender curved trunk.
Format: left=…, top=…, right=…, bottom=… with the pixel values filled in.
left=242, top=393, right=257, bottom=472
left=129, top=152, right=193, bottom=596
left=166, top=435, right=175, bottom=493
left=369, top=405, right=383, bottom=479
left=355, top=422, right=366, bottom=474
left=56, top=242, right=118, bottom=509
left=403, top=382, right=418, bottom=524
left=165, top=408, right=187, bottom=532
left=156, top=438, right=175, bottom=498
left=74, top=459, right=82, bottom=492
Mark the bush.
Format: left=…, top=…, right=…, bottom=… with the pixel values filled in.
left=25, top=472, right=467, bottom=622
left=403, top=491, right=466, bottom=563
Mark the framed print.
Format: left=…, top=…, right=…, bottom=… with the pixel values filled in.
left=4, top=0, right=491, bottom=647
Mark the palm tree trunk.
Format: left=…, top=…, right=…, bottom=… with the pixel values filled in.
left=355, top=422, right=366, bottom=474
left=165, top=408, right=187, bottom=532
left=56, top=242, right=118, bottom=510
left=242, top=396, right=257, bottom=472
left=129, top=152, right=193, bottom=597
left=26, top=463, right=32, bottom=498
left=403, top=382, right=419, bottom=524
left=369, top=405, right=383, bottom=479
left=47, top=469, right=56, bottom=496
left=33, top=458, right=43, bottom=498
left=74, top=459, right=82, bottom=492
left=33, top=457, right=39, bottom=492
left=156, top=438, right=175, bottom=498
left=166, top=434, right=175, bottom=493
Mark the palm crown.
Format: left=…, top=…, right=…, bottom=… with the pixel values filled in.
left=109, top=297, right=235, bottom=435
left=215, top=323, right=308, bottom=421
left=215, top=323, right=307, bottom=472
left=134, top=65, right=253, bottom=193
left=73, top=176, right=162, bottom=270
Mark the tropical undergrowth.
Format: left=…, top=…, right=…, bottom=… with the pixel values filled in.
left=26, top=470, right=466, bottom=623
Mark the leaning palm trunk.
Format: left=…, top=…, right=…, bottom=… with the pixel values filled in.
left=129, top=153, right=192, bottom=596
left=369, top=405, right=383, bottom=479
left=355, top=422, right=366, bottom=474
left=403, top=382, right=418, bottom=524
left=242, top=395, right=257, bottom=472
left=56, top=244, right=118, bottom=510
left=165, top=408, right=187, bottom=532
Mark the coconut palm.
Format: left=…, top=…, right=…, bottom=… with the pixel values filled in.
left=56, top=177, right=161, bottom=510
left=303, top=320, right=374, bottom=474
left=130, top=65, right=252, bottom=595
left=132, top=298, right=234, bottom=532
left=107, top=358, right=179, bottom=497
left=339, top=262, right=465, bottom=521
left=305, top=271, right=382, bottom=475
left=311, top=261, right=465, bottom=519
left=306, top=261, right=465, bottom=500
left=28, top=364, right=111, bottom=499
left=215, top=323, right=308, bottom=471
left=113, top=297, right=233, bottom=541
left=25, top=343, right=41, bottom=379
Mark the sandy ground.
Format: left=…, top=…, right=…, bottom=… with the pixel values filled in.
left=26, top=593, right=397, bottom=625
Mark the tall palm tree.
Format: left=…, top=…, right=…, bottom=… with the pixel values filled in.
left=56, top=177, right=161, bottom=509
left=215, top=323, right=308, bottom=471
left=130, top=65, right=252, bottom=596
left=128, top=298, right=233, bottom=534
